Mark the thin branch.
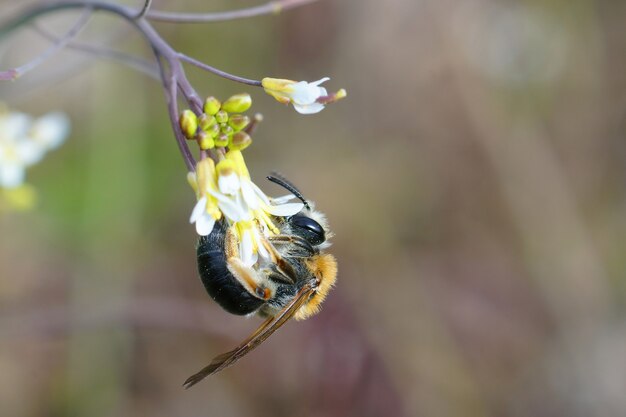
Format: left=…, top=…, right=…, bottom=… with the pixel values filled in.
left=134, top=0, right=153, bottom=20
left=155, top=52, right=196, bottom=171
left=146, top=0, right=317, bottom=24
left=0, top=8, right=93, bottom=81
left=32, top=23, right=160, bottom=79
left=178, top=53, right=262, bottom=86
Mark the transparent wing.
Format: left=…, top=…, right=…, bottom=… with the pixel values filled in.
left=183, top=281, right=316, bottom=388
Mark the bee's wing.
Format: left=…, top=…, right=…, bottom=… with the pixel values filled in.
left=183, top=281, right=316, bottom=388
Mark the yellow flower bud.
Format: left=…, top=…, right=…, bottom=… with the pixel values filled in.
left=179, top=110, right=198, bottom=139
left=215, top=133, right=230, bottom=147
left=215, top=110, right=229, bottom=124
left=222, top=93, right=252, bottom=113
left=229, top=131, right=252, bottom=151
left=206, top=122, right=220, bottom=138
left=198, top=114, right=217, bottom=132
left=221, top=124, right=234, bottom=136
left=204, top=97, right=221, bottom=115
left=228, top=114, right=250, bottom=132
left=197, top=131, right=215, bottom=150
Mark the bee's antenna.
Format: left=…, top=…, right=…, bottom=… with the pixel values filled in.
left=267, top=173, right=310, bottom=210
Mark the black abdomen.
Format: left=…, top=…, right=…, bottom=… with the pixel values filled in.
left=197, top=219, right=263, bottom=315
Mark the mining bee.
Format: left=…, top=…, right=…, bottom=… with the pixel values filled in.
left=184, top=175, right=337, bottom=388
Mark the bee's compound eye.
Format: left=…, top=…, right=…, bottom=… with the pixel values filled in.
left=290, top=215, right=325, bottom=245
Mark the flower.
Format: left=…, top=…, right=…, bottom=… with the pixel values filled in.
left=189, top=151, right=304, bottom=266
left=220, top=150, right=304, bottom=232
left=262, top=77, right=347, bottom=114
left=0, top=109, right=69, bottom=189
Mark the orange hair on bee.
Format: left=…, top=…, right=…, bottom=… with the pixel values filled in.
left=294, top=253, right=338, bottom=320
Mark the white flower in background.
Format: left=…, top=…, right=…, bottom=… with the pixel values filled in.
left=0, top=109, right=69, bottom=189
left=262, top=77, right=346, bottom=115
left=30, top=112, right=70, bottom=150
left=189, top=151, right=304, bottom=267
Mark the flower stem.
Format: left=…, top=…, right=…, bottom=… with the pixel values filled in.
left=146, top=0, right=318, bottom=24
left=0, top=8, right=92, bottom=80
left=177, top=53, right=262, bottom=87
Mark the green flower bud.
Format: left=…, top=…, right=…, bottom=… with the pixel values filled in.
left=221, top=124, right=234, bottom=136
left=215, top=110, right=229, bottom=124
left=179, top=110, right=198, bottom=139
left=197, top=131, right=215, bottom=150
left=215, top=133, right=230, bottom=147
left=228, top=114, right=250, bottom=132
left=229, top=131, right=252, bottom=151
left=204, top=96, right=221, bottom=115
left=222, top=93, right=252, bottom=113
left=207, top=122, right=220, bottom=138
left=198, top=114, right=217, bottom=132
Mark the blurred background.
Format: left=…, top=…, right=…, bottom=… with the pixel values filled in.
left=2, top=0, right=626, bottom=416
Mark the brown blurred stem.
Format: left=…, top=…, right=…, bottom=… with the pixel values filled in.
left=146, top=0, right=318, bottom=24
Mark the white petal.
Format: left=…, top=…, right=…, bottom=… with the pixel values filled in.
left=293, top=102, right=325, bottom=114
left=195, top=213, right=216, bottom=236
left=240, top=179, right=260, bottom=210
left=271, top=194, right=296, bottom=204
left=255, top=229, right=270, bottom=261
left=240, top=230, right=255, bottom=267
left=189, top=196, right=207, bottom=223
left=265, top=202, right=304, bottom=216
left=31, top=113, right=70, bottom=150
left=16, top=141, right=45, bottom=165
left=218, top=173, right=240, bottom=195
left=207, top=189, right=249, bottom=221
left=291, top=82, right=320, bottom=105
left=1, top=113, right=32, bottom=140
left=251, top=181, right=271, bottom=206
left=311, top=77, right=330, bottom=86
left=0, top=163, right=25, bottom=188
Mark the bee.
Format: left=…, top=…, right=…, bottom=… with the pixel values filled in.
left=183, top=175, right=337, bottom=388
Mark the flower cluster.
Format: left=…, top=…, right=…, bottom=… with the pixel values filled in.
left=182, top=73, right=346, bottom=265
left=180, top=94, right=254, bottom=151
left=0, top=107, right=69, bottom=189
left=182, top=94, right=305, bottom=266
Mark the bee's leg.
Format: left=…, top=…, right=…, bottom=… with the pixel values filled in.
left=224, top=224, right=276, bottom=300
left=268, top=235, right=316, bottom=257
left=227, top=256, right=276, bottom=301
left=224, top=226, right=240, bottom=259
left=259, top=239, right=297, bottom=284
